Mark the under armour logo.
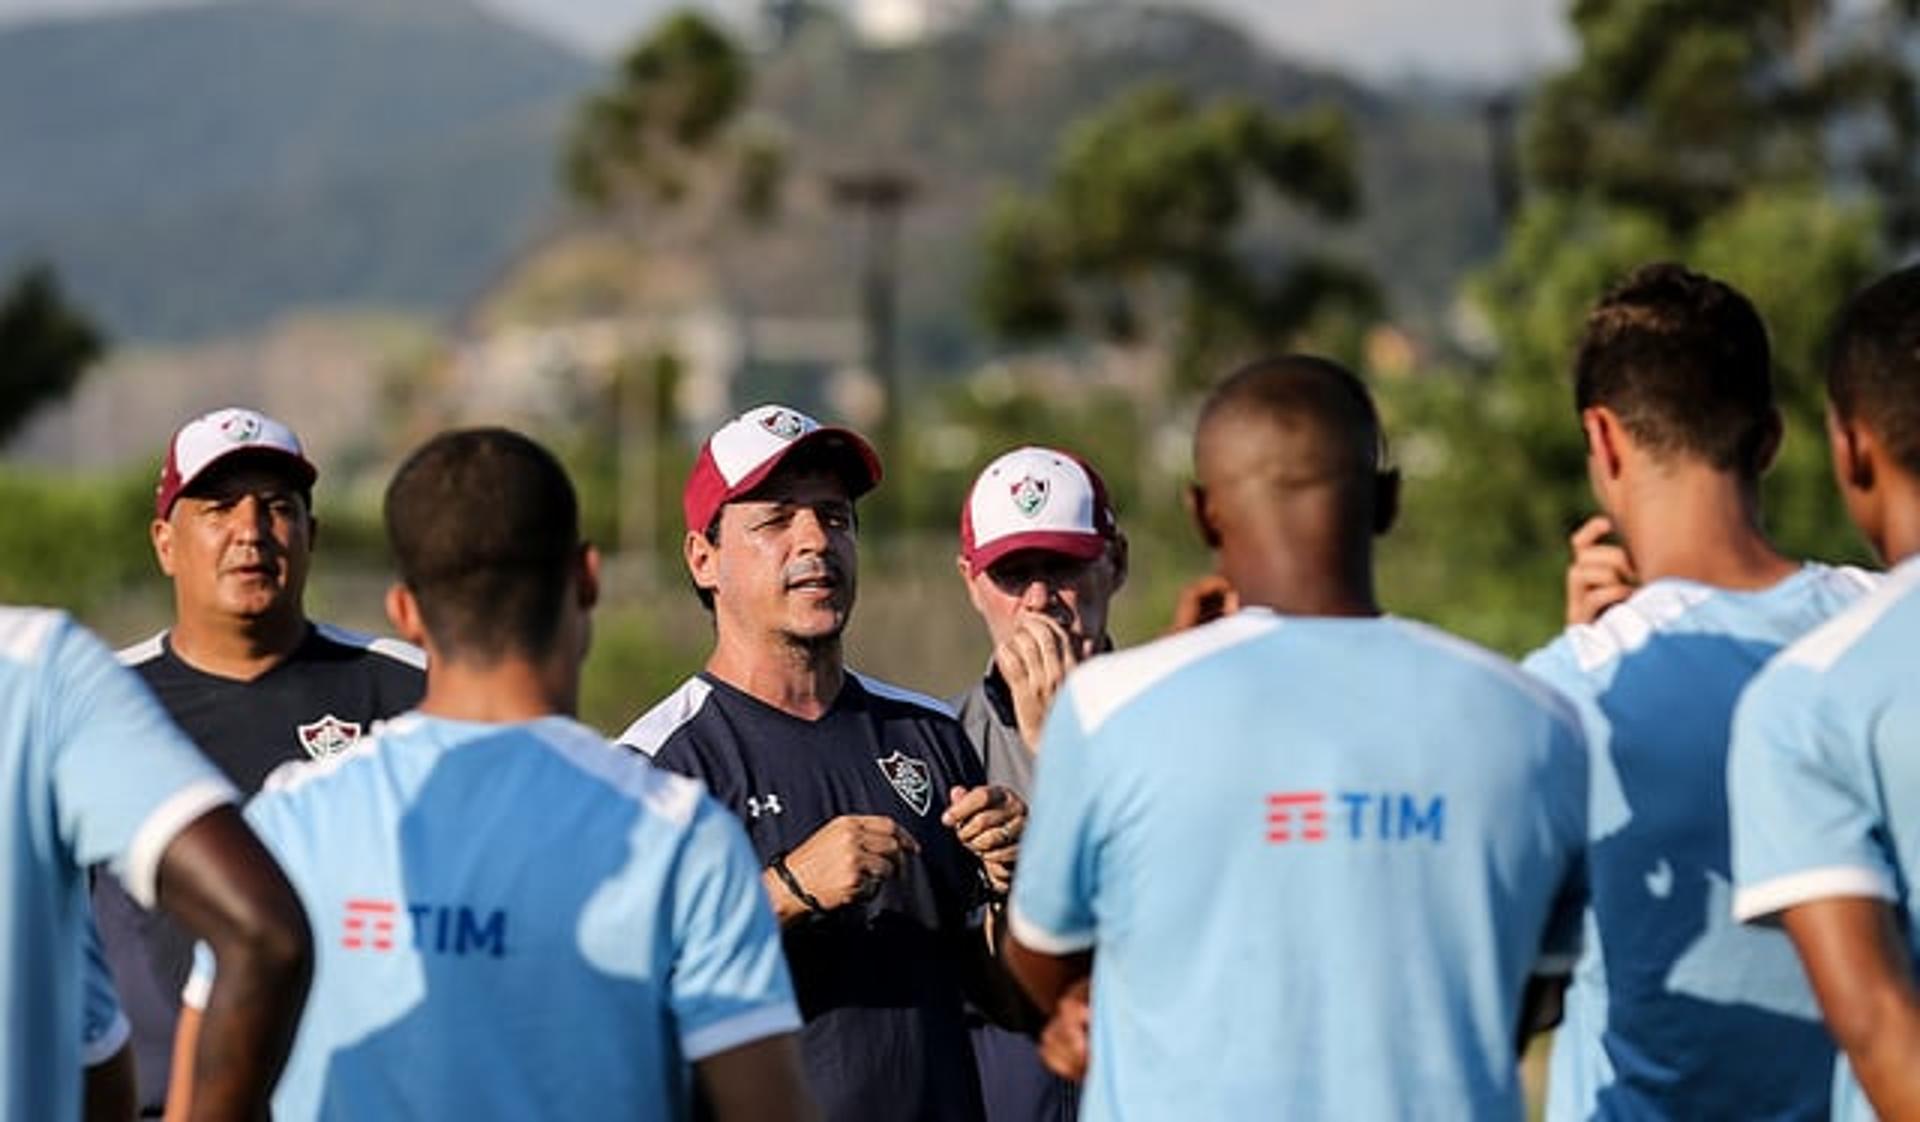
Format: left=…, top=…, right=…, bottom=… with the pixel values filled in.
left=747, top=794, right=784, bottom=819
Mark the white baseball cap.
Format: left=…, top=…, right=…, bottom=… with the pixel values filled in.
left=960, top=446, right=1117, bottom=576
left=682, top=403, right=882, bottom=532
left=154, top=406, right=316, bottom=518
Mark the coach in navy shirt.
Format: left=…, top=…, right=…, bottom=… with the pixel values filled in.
left=622, top=404, right=1030, bottom=1122
left=94, top=407, right=424, bottom=1114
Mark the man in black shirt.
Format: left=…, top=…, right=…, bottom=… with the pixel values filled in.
left=95, top=406, right=424, bottom=1114
left=621, top=403, right=1029, bottom=1122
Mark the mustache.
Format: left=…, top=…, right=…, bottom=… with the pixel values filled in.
left=782, top=558, right=844, bottom=586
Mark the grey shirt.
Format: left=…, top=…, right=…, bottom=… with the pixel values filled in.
left=953, top=667, right=1037, bottom=798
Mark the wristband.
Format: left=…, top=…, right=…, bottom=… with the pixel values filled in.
left=770, top=852, right=828, bottom=915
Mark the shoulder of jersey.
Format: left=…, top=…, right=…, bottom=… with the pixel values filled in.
left=266, top=712, right=704, bottom=827
left=1774, top=561, right=1920, bottom=675
left=1390, top=617, right=1582, bottom=727
left=848, top=670, right=957, bottom=720
left=620, top=677, right=718, bottom=758
left=1064, top=610, right=1284, bottom=736
left=116, top=629, right=167, bottom=668
left=0, top=606, right=67, bottom=666
left=1554, top=581, right=1720, bottom=674
left=313, top=621, right=427, bottom=671
left=530, top=716, right=705, bottom=827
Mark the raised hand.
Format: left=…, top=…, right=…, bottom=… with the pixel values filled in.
left=995, top=613, right=1086, bottom=751
left=942, top=784, right=1026, bottom=894
left=1565, top=515, right=1638, bottom=626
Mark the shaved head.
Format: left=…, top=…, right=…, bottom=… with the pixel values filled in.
left=1196, top=354, right=1386, bottom=501
left=1191, top=355, right=1392, bottom=616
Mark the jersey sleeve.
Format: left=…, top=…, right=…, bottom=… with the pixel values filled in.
left=1728, top=665, right=1894, bottom=923
left=1008, top=680, right=1104, bottom=955
left=667, top=797, right=802, bottom=1062
left=80, top=911, right=130, bottom=1065
left=43, top=614, right=236, bottom=907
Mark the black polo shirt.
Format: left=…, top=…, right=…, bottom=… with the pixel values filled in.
left=97, top=622, right=425, bottom=1112
left=622, top=670, right=991, bottom=1122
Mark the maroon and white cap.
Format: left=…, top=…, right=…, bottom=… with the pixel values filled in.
left=682, top=403, right=882, bottom=532
left=960, top=446, right=1117, bottom=576
left=154, top=406, right=317, bottom=518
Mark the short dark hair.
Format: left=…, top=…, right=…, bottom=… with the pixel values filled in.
left=1574, top=263, right=1775, bottom=477
left=385, top=428, right=580, bottom=661
left=1199, top=353, right=1387, bottom=480
left=1827, top=264, right=1920, bottom=478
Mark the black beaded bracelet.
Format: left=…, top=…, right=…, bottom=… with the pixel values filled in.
left=770, top=852, right=828, bottom=915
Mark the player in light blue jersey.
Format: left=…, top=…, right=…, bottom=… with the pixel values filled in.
left=1007, top=356, right=1588, bottom=1120
left=170, top=427, right=815, bottom=1122
left=1524, top=263, right=1874, bottom=1121
left=1, top=605, right=310, bottom=1122
left=1731, top=264, right=1920, bottom=1121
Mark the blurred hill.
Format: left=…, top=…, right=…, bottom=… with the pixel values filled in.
left=0, top=0, right=1500, bottom=350
left=0, top=0, right=598, bottom=339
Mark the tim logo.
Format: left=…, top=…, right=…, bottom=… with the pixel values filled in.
left=297, top=714, right=362, bottom=760
left=747, top=794, right=784, bottom=819
left=1265, top=791, right=1446, bottom=844
left=340, top=899, right=509, bottom=958
left=1010, top=475, right=1049, bottom=518
left=876, top=751, right=933, bottom=816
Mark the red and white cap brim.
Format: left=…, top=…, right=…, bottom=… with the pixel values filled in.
left=960, top=445, right=1116, bottom=575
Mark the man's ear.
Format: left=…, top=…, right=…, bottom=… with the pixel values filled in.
left=1107, top=531, right=1130, bottom=591
left=578, top=543, right=602, bottom=611
left=1581, top=406, right=1627, bottom=483
left=1829, top=406, right=1877, bottom=495
left=958, top=555, right=992, bottom=616
left=1752, top=408, right=1785, bottom=476
left=685, top=528, right=721, bottom=600
left=150, top=518, right=176, bottom=576
left=384, top=582, right=427, bottom=648
left=1373, top=468, right=1401, bottom=537
left=1186, top=484, right=1221, bottom=550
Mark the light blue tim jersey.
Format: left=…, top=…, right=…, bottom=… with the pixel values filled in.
left=186, top=712, right=800, bottom=1122
left=0, top=608, right=234, bottom=1122
left=1011, top=610, right=1587, bottom=1122
left=1524, top=565, right=1874, bottom=1122
left=1731, top=557, right=1920, bottom=1121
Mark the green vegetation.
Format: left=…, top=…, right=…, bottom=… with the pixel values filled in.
left=0, top=468, right=152, bottom=615
left=977, top=82, right=1374, bottom=390
left=0, top=263, right=104, bottom=444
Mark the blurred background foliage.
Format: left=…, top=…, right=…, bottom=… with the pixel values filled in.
left=3, top=0, right=1918, bottom=734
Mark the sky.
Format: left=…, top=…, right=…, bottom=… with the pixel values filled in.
left=0, top=0, right=1576, bottom=82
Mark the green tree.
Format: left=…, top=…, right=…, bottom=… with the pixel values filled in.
left=976, top=83, right=1375, bottom=393
left=564, top=10, right=784, bottom=227
left=0, top=263, right=105, bottom=446
left=1527, top=0, right=1919, bottom=235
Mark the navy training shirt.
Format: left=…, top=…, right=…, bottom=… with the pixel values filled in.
left=621, top=670, right=991, bottom=1122
left=99, top=621, right=425, bottom=1112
